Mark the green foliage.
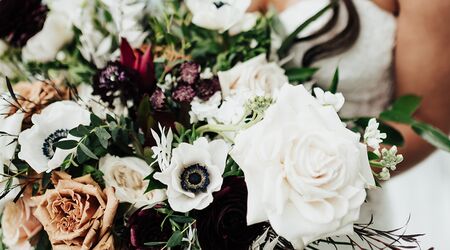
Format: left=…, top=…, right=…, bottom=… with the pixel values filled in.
left=223, top=157, right=244, bottom=178
left=329, top=68, right=339, bottom=94
left=380, top=95, right=450, bottom=152
left=285, top=67, right=319, bottom=83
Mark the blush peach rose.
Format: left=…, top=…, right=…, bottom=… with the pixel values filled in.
left=33, top=172, right=119, bottom=250
left=1, top=196, right=42, bottom=249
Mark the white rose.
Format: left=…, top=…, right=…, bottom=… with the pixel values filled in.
left=186, top=0, right=251, bottom=32
left=22, top=12, right=74, bottom=63
left=99, top=154, right=166, bottom=208
left=154, top=138, right=230, bottom=213
left=218, top=54, right=288, bottom=98
left=230, top=84, right=375, bottom=249
left=313, top=88, right=345, bottom=112
left=228, top=12, right=260, bottom=36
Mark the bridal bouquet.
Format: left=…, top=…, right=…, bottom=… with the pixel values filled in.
left=1, top=0, right=448, bottom=249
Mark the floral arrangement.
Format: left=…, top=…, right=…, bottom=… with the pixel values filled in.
left=1, top=0, right=449, bottom=249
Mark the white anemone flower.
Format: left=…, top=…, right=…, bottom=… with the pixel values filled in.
left=186, top=0, right=251, bottom=32
left=154, top=137, right=230, bottom=212
left=18, top=101, right=91, bottom=173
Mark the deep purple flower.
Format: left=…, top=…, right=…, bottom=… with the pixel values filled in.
left=196, top=77, right=221, bottom=100
left=180, top=62, right=200, bottom=85
left=92, top=61, right=139, bottom=108
left=172, top=84, right=196, bottom=103
left=0, top=0, right=48, bottom=47
left=127, top=208, right=173, bottom=250
left=150, top=88, right=166, bottom=111
left=194, top=177, right=268, bottom=250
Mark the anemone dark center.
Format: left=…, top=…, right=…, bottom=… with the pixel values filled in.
left=180, top=164, right=210, bottom=194
left=213, top=1, right=227, bottom=9
left=42, top=129, right=69, bottom=159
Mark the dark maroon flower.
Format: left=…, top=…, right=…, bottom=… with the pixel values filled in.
left=120, top=38, right=157, bottom=95
left=92, top=61, right=139, bottom=108
left=172, top=84, right=196, bottom=103
left=127, top=208, right=173, bottom=250
left=180, top=62, right=200, bottom=85
left=194, top=177, right=268, bottom=250
left=196, top=77, right=221, bottom=101
left=0, top=0, right=48, bottom=47
left=150, top=88, right=166, bottom=111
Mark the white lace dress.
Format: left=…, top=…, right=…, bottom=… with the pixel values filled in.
left=279, top=0, right=450, bottom=248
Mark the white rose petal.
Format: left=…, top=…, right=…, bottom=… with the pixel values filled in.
left=99, top=154, right=166, bottom=208
left=154, top=138, right=230, bottom=213
left=186, top=0, right=251, bottom=32
left=313, top=87, right=345, bottom=112
left=218, top=54, right=288, bottom=98
left=22, top=12, right=74, bottom=63
left=229, top=12, right=260, bottom=36
left=230, top=84, right=375, bottom=248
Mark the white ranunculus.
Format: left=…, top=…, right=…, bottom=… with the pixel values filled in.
left=230, top=84, right=375, bottom=249
left=189, top=92, right=221, bottom=123
left=22, top=12, right=74, bottom=63
left=154, top=137, right=230, bottom=213
left=18, top=101, right=91, bottom=173
left=186, top=0, right=251, bottom=32
left=99, top=154, right=166, bottom=208
left=228, top=12, right=260, bottom=36
left=218, top=54, right=288, bottom=98
left=313, top=88, right=345, bottom=112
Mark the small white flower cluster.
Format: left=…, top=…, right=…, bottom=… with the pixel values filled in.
left=151, top=124, right=173, bottom=171
left=313, top=88, right=345, bottom=112
left=378, top=146, right=404, bottom=180
left=364, top=118, right=387, bottom=150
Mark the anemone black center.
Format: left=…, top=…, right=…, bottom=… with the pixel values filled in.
left=42, top=129, right=69, bottom=159
left=180, top=164, right=210, bottom=194
left=213, top=1, right=227, bottom=9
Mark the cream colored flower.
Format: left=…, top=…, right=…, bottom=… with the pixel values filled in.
left=1, top=197, right=42, bottom=250
left=231, top=84, right=375, bottom=249
left=22, top=12, right=74, bottom=63
left=99, top=154, right=167, bottom=208
left=33, top=172, right=118, bottom=250
left=218, top=54, right=288, bottom=98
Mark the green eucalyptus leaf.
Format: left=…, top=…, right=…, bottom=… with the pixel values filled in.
left=54, top=140, right=78, bottom=150
left=285, top=67, right=318, bottom=83
left=391, top=95, right=422, bottom=116
left=78, top=143, right=98, bottom=160
left=166, top=231, right=183, bottom=247
left=412, top=122, right=450, bottom=152
left=90, top=113, right=103, bottom=127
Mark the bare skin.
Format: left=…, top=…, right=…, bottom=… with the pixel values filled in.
left=251, top=0, right=450, bottom=174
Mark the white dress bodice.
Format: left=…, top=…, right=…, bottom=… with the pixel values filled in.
left=279, top=0, right=396, bottom=118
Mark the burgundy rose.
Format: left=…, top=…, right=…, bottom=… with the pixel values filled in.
left=194, top=177, right=268, bottom=250
left=127, top=208, right=173, bottom=250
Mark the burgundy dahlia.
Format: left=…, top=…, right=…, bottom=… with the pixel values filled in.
left=196, top=77, right=221, bottom=100
left=180, top=62, right=200, bottom=85
left=172, top=84, right=196, bottom=103
left=127, top=208, right=173, bottom=250
left=0, top=0, right=48, bottom=47
left=194, top=177, right=268, bottom=250
left=92, top=61, right=139, bottom=108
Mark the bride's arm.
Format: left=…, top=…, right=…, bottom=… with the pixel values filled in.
left=393, top=0, right=450, bottom=172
